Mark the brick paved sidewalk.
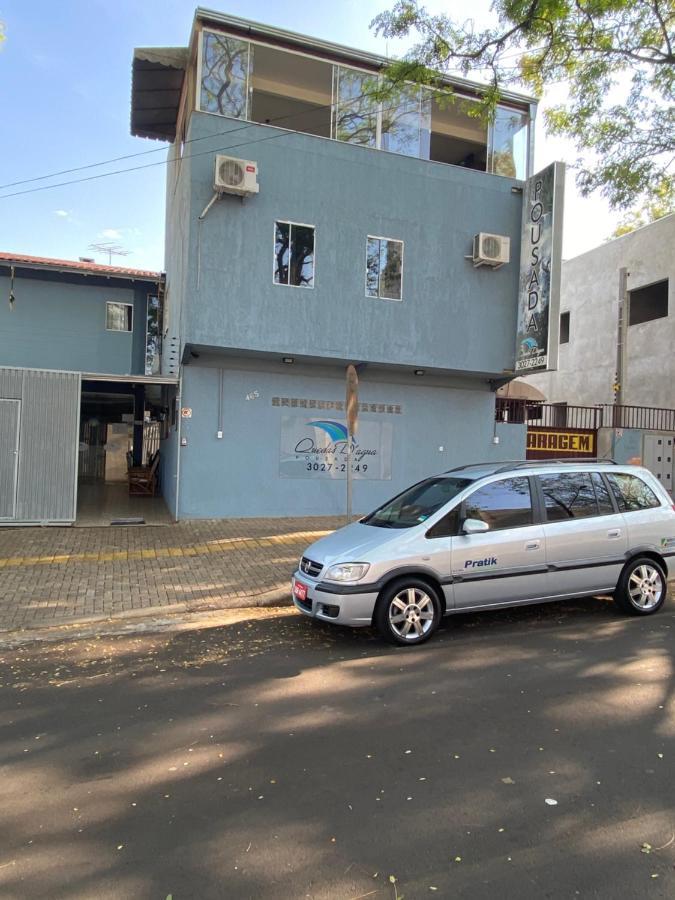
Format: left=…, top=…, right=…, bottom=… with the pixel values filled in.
left=0, top=517, right=344, bottom=632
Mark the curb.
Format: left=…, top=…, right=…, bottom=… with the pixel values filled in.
left=0, top=584, right=293, bottom=646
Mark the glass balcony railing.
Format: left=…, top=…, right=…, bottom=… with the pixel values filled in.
left=197, top=28, right=530, bottom=180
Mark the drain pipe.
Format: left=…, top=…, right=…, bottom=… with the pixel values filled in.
left=217, top=368, right=224, bottom=439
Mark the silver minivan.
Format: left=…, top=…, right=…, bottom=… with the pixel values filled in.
left=292, top=461, right=675, bottom=645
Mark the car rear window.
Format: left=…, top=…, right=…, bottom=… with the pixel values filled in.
left=606, top=473, right=661, bottom=512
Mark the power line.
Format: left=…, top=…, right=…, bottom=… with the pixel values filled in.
left=0, top=86, right=498, bottom=201
left=0, top=71, right=505, bottom=192
left=0, top=80, right=390, bottom=191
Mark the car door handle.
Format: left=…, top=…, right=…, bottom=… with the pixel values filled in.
left=607, top=529, right=622, bottom=539
left=525, top=541, right=541, bottom=551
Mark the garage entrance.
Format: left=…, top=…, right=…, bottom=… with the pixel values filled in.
left=76, top=375, right=177, bottom=526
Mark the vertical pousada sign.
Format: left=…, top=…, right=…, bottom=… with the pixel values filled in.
left=515, top=162, right=565, bottom=373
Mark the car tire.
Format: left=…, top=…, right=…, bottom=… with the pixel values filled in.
left=374, top=578, right=442, bottom=646
left=614, top=556, right=667, bottom=616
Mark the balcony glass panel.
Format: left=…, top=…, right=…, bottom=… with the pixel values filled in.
left=250, top=44, right=333, bottom=138
left=381, top=86, right=430, bottom=159
left=427, top=91, right=487, bottom=170
left=334, top=67, right=379, bottom=148
left=200, top=31, right=251, bottom=118
left=488, top=106, right=529, bottom=179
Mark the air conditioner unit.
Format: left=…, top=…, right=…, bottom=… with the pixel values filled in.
left=473, top=232, right=510, bottom=268
left=214, top=155, right=259, bottom=197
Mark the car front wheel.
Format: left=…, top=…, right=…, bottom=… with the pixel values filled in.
left=374, top=579, right=442, bottom=646
left=614, top=557, right=667, bottom=616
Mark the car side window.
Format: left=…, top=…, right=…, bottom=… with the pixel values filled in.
left=426, top=507, right=460, bottom=539
left=606, top=473, right=661, bottom=512
left=539, top=472, right=598, bottom=521
left=591, top=472, right=615, bottom=515
left=464, top=477, right=533, bottom=531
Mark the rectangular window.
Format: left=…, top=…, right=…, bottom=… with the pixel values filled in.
left=106, top=302, right=133, bottom=332
left=366, top=236, right=403, bottom=301
left=274, top=221, right=315, bottom=288
left=488, top=106, right=529, bottom=179
left=539, top=472, right=598, bottom=521
left=381, top=85, right=429, bottom=159
left=200, top=31, right=251, bottom=118
left=145, top=294, right=162, bottom=375
left=629, top=279, right=668, bottom=325
left=334, top=66, right=379, bottom=148
left=560, top=311, right=570, bottom=344
left=464, top=477, right=533, bottom=530
left=427, top=90, right=487, bottom=169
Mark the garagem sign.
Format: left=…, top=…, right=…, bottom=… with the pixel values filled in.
left=515, top=162, right=565, bottom=373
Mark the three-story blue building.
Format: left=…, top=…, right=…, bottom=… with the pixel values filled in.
left=131, top=8, right=535, bottom=519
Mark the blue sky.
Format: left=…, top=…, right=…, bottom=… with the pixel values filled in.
left=0, top=0, right=617, bottom=270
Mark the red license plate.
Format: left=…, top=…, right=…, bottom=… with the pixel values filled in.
left=293, top=581, right=308, bottom=602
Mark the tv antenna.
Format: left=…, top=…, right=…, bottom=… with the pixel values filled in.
left=88, top=242, right=132, bottom=265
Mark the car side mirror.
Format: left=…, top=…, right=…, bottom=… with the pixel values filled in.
left=462, top=518, right=489, bottom=535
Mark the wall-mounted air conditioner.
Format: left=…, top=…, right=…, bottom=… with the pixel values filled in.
left=214, top=155, right=259, bottom=197
left=472, top=232, right=510, bottom=269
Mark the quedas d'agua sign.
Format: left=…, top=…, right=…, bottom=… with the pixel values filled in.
left=515, top=162, right=565, bottom=373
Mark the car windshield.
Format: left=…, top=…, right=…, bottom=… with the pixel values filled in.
left=362, top=477, right=472, bottom=529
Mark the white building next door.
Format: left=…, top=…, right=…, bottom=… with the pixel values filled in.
left=0, top=399, right=20, bottom=519
left=643, top=433, right=674, bottom=496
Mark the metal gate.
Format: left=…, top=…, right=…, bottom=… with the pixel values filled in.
left=0, top=399, right=20, bottom=518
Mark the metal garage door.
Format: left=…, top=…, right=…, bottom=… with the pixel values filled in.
left=0, top=399, right=20, bottom=519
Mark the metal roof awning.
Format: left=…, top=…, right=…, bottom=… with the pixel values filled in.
left=496, top=379, right=547, bottom=402
left=131, top=47, right=188, bottom=141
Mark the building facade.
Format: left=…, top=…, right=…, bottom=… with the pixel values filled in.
left=130, top=9, right=541, bottom=519
left=0, top=253, right=173, bottom=524
left=524, top=214, right=674, bottom=410
left=522, top=214, right=675, bottom=493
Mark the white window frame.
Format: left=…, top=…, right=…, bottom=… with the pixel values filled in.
left=365, top=235, right=404, bottom=302
left=106, top=301, right=134, bottom=332
left=273, top=220, right=316, bottom=290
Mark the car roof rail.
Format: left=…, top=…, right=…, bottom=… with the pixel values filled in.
left=445, top=460, right=525, bottom=473
left=491, top=458, right=618, bottom=475
left=446, top=458, right=618, bottom=475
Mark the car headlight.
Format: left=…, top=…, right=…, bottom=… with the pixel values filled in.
left=324, top=562, right=370, bottom=583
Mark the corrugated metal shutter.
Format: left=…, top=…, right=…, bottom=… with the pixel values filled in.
left=0, top=367, right=80, bottom=523
left=0, top=400, right=20, bottom=518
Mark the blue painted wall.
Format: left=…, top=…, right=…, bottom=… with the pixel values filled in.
left=176, top=361, right=525, bottom=518
left=0, top=272, right=151, bottom=375
left=165, top=114, right=524, bottom=376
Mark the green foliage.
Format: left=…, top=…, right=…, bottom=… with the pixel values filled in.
left=610, top=181, right=675, bottom=237
left=372, top=0, right=675, bottom=209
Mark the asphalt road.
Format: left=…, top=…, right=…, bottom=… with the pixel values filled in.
left=1, top=597, right=674, bottom=900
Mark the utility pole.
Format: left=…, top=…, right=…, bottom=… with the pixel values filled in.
left=614, top=267, right=629, bottom=419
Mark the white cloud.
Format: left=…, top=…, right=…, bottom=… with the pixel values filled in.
left=54, top=209, right=70, bottom=218
left=100, top=228, right=122, bottom=240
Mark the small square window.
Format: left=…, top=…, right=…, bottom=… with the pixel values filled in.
left=560, top=311, right=570, bottom=344
left=366, top=236, right=403, bottom=300
left=106, top=302, right=133, bottom=332
left=274, top=221, right=315, bottom=288
left=629, top=279, right=668, bottom=325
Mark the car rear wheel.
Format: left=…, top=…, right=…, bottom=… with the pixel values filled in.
left=374, top=579, right=442, bottom=646
left=614, top=557, right=667, bottom=616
